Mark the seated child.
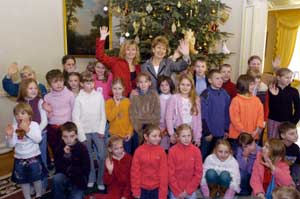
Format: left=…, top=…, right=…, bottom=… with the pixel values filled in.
left=279, top=122, right=300, bottom=188
left=236, top=133, right=261, bottom=195
left=250, top=139, right=294, bottom=199
left=201, top=139, right=240, bottom=199
left=52, top=122, right=90, bottom=199
left=272, top=186, right=300, bottom=199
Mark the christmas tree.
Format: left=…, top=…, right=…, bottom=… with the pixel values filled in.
left=110, top=0, right=232, bottom=67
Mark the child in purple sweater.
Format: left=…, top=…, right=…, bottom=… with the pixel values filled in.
left=43, top=69, right=75, bottom=159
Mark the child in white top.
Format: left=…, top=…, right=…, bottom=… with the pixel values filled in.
left=72, top=72, right=106, bottom=190
left=6, top=103, right=44, bottom=199
left=201, top=139, right=240, bottom=199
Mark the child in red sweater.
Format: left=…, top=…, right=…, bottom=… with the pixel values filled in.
left=131, top=124, right=168, bottom=199
left=168, top=124, right=203, bottom=199
left=220, top=64, right=237, bottom=99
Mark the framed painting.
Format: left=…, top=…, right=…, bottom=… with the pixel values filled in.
left=63, top=0, right=112, bottom=57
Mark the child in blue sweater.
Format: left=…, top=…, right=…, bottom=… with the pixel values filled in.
left=200, top=69, right=230, bottom=159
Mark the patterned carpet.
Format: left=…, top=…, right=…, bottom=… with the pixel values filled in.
left=0, top=174, right=20, bottom=199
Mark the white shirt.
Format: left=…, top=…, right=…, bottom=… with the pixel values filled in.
left=72, top=90, right=106, bottom=142
left=6, top=121, right=42, bottom=159
left=181, top=97, right=192, bottom=125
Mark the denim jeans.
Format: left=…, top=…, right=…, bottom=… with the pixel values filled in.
left=239, top=170, right=252, bottom=195
left=85, top=133, right=106, bottom=185
left=205, top=169, right=232, bottom=188
left=52, top=173, right=84, bottom=199
left=123, top=131, right=139, bottom=155
left=140, top=188, right=159, bottom=199
left=169, top=191, right=197, bottom=199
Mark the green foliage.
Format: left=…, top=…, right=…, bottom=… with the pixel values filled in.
left=110, top=0, right=233, bottom=67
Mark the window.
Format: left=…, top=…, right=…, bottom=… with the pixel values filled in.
left=288, top=27, right=300, bottom=80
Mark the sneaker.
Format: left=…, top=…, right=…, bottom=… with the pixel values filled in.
left=97, top=185, right=105, bottom=191
left=87, top=182, right=94, bottom=188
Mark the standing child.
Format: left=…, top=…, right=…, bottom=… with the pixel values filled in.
left=93, top=61, right=113, bottom=100
left=192, top=57, right=208, bottom=96
left=72, top=72, right=106, bottom=190
left=201, top=139, right=240, bottom=199
left=236, top=133, right=261, bottom=195
left=106, top=78, right=136, bottom=154
left=129, top=72, right=160, bottom=143
left=131, top=124, right=168, bottom=199
left=66, top=72, right=81, bottom=96
left=141, top=36, right=190, bottom=90
left=61, top=55, right=77, bottom=84
left=250, top=139, right=294, bottom=199
left=157, top=75, right=175, bottom=150
left=220, top=64, right=237, bottom=99
left=168, top=124, right=202, bottom=199
left=52, top=122, right=90, bottom=199
left=5, top=103, right=44, bottom=199
left=268, top=68, right=300, bottom=138
left=200, top=69, right=230, bottom=159
left=44, top=69, right=75, bottom=158
left=278, top=122, right=300, bottom=188
left=166, top=73, right=201, bottom=146
left=97, top=26, right=141, bottom=96
left=92, top=136, right=132, bottom=199
left=228, top=74, right=264, bottom=151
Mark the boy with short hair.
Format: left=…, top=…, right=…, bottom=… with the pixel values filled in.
left=236, top=133, right=261, bottom=195
left=193, top=57, right=208, bottom=96
left=279, top=122, right=300, bottom=188
left=52, top=122, right=90, bottom=199
left=44, top=69, right=75, bottom=156
left=220, top=64, right=237, bottom=99
left=200, top=69, right=230, bottom=159
left=72, top=71, right=106, bottom=190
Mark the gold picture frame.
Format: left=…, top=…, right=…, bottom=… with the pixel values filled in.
left=63, top=0, right=112, bottom=57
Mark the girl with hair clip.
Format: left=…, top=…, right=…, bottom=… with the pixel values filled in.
left=250, top=139, right=294, bottom=199
left=92, top=61, right=113, bottom=100
left=168, top=124, right=202, bottom=199
left=165, top=73, right=201, bottom=147
left=96, top=26, right=141, bottom=96
left=201, top=139, right=240, bottom=199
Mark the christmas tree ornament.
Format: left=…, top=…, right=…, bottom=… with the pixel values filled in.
left=211, top=9, right=216, bottom=14
left=211, top=23, right=218, bottom=32
left=171, top=22, right=177, bottom=33
left=165, top=5, right=171, bottom=12
left=153, top=12, right=157, bottom=17
left=133, top=21, right=140, bottom=34
left=177, top=20, right=181, bottom=27
left=135, top=35, right=140, bottom=44
left=119, top=36, right=125, bottom=44
left=198, top=0, right=202, bottom=2
left=222, top=40, right=230, bottom=54
left=203, top=42, right=207, bottom=46
left=182, top=29, right=198, bottom=54
left=177, top=1, right=182, bottom=8
left=146, top=3, right=153, bottom=13
left=125, top=32, right=130, bottom=38
left=149, top=35, right=153, bottom=39
left=116, top=6, right=121, bottom=14
left=103, top=6, right=108, bottom=12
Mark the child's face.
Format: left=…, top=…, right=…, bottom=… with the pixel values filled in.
left=64, top=59, right=76, bottom=73
left=112, top=83, right=124, bottom=99
left=281, top=128, right=298, bottom=143
left=277, top=72, right=293, bottom=87
left=125, top=44, right=137, bottom=60
left=159, top=80, right=171, bottom=94
left=144, top=129, right=161, bottom=145
left=249, top=58, right=261, bottom=70
left=262, top=142, right=270, bottom=157
left=68, top=75, right=80, bottom=90
left=50, top=79, right=64, bottom=92
left=62, top=130, right=77, bottom=146
left=177, top=129, right=192, bottom=146
left=110, top=141, right=125, bottom=159
left=193, top=61, right=207, bottom=77
left=21, top=71, right=35, bottom=80
left=15, top=110, right=30, bottom=124
left=179, top=78, right=192, bottom=95
left=220, top=66, right=231, bottom=82
left=254, top=77, right=261, bottom=87
left=137, top=76, right=151, bottom=92
left=152, top=43, right=167, bottom=59
left=248, top=81, right=256, bottom=94
left=215, top=144, right=231, bottom=162
left=26, top=82, right=38, bottom=99
left=95, top=63, right=106, bottom=77
left=81, top=81, right=94, bottom=93
left=208, top=73, right=223, bottom=89
left=243, top=141, right=256, bottom=154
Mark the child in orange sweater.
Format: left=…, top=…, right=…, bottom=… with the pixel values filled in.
left=168, top=124, right=202, bottom=199
left=228, top=74, right=264, bottom=152
left=131, top=125, right=168, bottom=199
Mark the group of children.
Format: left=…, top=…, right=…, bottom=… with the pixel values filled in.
left=3, top=25, right=300, bottom=199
